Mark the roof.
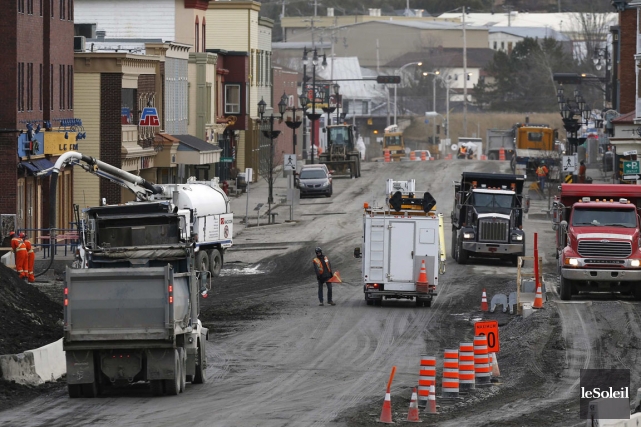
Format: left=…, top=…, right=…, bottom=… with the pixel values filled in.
left=272, top=42, right=332, bottom=50
left=315, top=57, right=384, bottom=100
left=339, top=19, right=484, bottom=31
left=489, top=26, right=571, bottom=41
left=172, top=135, right=221, bottom=152
left=385, top=48, right=496, bottom=68
left=611, top=111, right=636, bottom=124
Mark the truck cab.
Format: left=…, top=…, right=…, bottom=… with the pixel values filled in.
left=553, top=184, right=641, bottom=300
left=382, top=125, right=405, bottom=161
left=451, top=172, right=527, bottom=265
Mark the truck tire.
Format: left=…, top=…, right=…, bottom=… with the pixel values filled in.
left=193, top=339, right=206, bottom=384
left=559, top=275, right=573, bottom=301
left=415, top=298, right=423, bottom=307
left=209, top=249, right=222, bottom=277
left=364, top=289, right=374, bottom=305
left=196, top=250, right=210, bottom=274
left=82, top=380, right=99, bottom=398
left=164, top=349, right=181, bottom=396
left=488, top=152, right=497, bottom=161
left=633, top=286, right=641, bottom=301
left=457, top=236, right=468, bottom=264
left=68, top=384, right=82, bottom=398
left=150, top=379, right=164, bottom=396
left=178, top=348, right=186, bottom=393
left=374, top=298, right=383, bottom=307
left=424, top=299, right=432, bottom=308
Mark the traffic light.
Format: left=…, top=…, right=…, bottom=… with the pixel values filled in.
left=376, top=76, right=401, bottom=84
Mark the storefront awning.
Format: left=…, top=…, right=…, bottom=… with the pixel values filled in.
left=173, top=134, right=221, bottom=165
left=19, top=158, right=56, bottom=176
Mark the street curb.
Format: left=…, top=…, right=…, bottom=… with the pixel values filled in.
left=0, top=338, right=65, bottom=386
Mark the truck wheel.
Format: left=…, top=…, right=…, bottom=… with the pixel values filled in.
left=68, top=384, right=82, bottom=398
left=150, top=379, right=164, bottom=396
left=488, top=152, right=497, bottom=161
left=82, top=380, right=99, bottom=398
left=415, top=298, right=423, bottom=307
left=365, top=290, right=373, bottom=305
left=457, top=237, right=468, bottom=264
left=178, top=348, right=186, bottom=393
left=633, top=286, right=641, bottom=301
left=374, top=299, right=383, bottom=307
left=164, top=350, right=181, bottom=396
left=511, top=256, right=520, bottom=267
left=209, top=249, right=222, bottom=277
left=559, top=276, right=573, bottom=301
left=424, top=299, right=432, bottom=308
left=196, top=250, right=210, bottom=273
left=193, top=339, right=206, bottom=384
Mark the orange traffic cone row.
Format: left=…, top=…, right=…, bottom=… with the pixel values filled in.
left=416, top=260, right=429, bottom=293
left=532, top=285, right=544, bottom=309
left=426, top=384, right=438, bottom=414
left=480, top=289, right=489, bottom=312
left=379, top=391, right=393, bottom=423
left=406, top=387, right=422, bottom=422
left=327, top=271, right=342, bottom=283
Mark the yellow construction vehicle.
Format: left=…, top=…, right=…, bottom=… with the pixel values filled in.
left=382, top=125, right=406, bottom=161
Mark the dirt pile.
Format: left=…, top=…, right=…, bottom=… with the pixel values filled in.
left=0, top=263, right=63, bottom=356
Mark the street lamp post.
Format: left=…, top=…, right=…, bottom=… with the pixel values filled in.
left=394, top=62, right=422, bottom=126
left=284, top=92, right=305, bottom=157
left=557, top=86, right=591, bottom=179
left=301, top=47, right=308, bottom=161
left=592, top=46, right=612, bottom=108
left=321, top=83, right=340, bottom=129
left=302, top=48, right=326, bottom=165
left=334, top=83, right=341, bottom=124
left=423, top=71, right=441, bottom=146
left=257, top=96, right=287, bottom=223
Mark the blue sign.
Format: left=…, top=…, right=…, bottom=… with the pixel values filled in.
left=58, top=118, right=83, bottom=127
left=139, top=107, right=160, bottom=127
left=424, top=119, right=430, bottom=124
left=17, top=132, right=44, bottom=157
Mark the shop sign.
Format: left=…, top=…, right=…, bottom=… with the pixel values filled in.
left=139, top=107, right=160, bottom=127
left=17, top=132, right=44, bottom=157
left=44, top=132, right=78, bottom=155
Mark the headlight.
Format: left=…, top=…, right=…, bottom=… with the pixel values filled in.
left=511, top=234, right=523, bottom=241
left=321, top=181, right=330, bottom=187
left=631, top=260, right=641, bottom=267
left=463, top=232, right=474, bottom=239
left=565, top=258, right=579, bottom=266
left=299, top=183, right=306, bottom=188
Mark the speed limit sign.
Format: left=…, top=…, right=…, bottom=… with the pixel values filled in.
left=474, top=320, right=500, bottom=353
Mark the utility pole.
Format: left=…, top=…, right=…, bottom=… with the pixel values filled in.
left=378, top=39, right=390, bottom=127
left=314, top=0, right=318, bottom=17
left=462, top=7, right=468, bottom=136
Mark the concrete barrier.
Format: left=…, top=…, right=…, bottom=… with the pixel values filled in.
left=0, top=338, right=65, bottom=385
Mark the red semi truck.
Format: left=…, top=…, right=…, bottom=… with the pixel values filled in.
left=553, top=184, right=641, bottom=300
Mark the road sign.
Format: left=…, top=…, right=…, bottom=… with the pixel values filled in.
left=623, top=175, right=640, bottom=181
left=562, top=154, right=577, bottom=172
left=624, top=150, right=638, bottom=156
left=283, top=154, right=296, bottom=171
left=475, top=320, right=500, bottom=353
left=220, top=157, right=233, bottom=163
left=623, top=161, right=640, bottom=175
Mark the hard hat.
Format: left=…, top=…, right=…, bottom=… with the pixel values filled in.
left=19, top=233, right=25, bottom=238
left=315, top=247, right=322, bottom=254
left=9, top=231, right=14, bottom=236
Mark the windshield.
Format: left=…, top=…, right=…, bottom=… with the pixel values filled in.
left=329, top=127, right=350, bottom=146
left=572, top=208, right=637, bottom=228
left=384, top=135, right=402, bottom=147
left=472, top=193, right=514, bottom=208
left=299, top=169, right=327, bottom=179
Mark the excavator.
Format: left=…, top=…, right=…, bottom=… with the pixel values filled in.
left=319, top=124, right=361, bottom=178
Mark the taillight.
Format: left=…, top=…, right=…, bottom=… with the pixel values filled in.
left=168, top=283, right=173, bottom=304
left=366, top=283, right=379, bottom=289
left=64, top=287, right=68, bottom=306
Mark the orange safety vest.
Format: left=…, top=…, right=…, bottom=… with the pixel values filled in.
left=536, top=166, right=548, bottom=177
left=11, top=237, right=22, bottom=252
left=312, top=256, right=331, bottom=276
left=24, top=239, right=33, bottom=253
left=460, top=147, right=467, bottom=154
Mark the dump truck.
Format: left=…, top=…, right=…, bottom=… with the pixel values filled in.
left=451, top=172, right=528, bottom=266
left=511, top=123, right=558, bottom=177
left=382, top=124, right=406, bottom=161
left=354, top=179, right=446, bottom=307
left=319, top=124, right=361, bottom=178
left=44, top=152, right=215, bottom=397
left=486, top=128, right=516, bottom=160
left=552, top=184, right=641, bottom=300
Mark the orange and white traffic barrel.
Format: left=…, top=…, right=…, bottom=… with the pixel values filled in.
left=474, top=335, right=491, bottom=387
left=459, top=342, right=475, bottom=390
left=420, top=151, right=427, bottom=161
left=418, top=354, right=436, bottom=405
left=410, top=151, right=416, bottom=161
left=442, top=349, right=459, bottom=398
left=384, top=150, right=391, bottom=163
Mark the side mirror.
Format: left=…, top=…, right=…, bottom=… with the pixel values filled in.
left=353, top=247, right=362, bottom=259
left=560, top=220, right=568, bottom=230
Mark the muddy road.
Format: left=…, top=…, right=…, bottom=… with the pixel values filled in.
left=1, top=160, right=639, bottom=427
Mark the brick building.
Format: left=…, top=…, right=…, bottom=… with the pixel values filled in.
left=272, top=66, right=300, bottom=160
left=0, top=0, right=75, bottom=236
left=616, top=5, right=636, bottom=115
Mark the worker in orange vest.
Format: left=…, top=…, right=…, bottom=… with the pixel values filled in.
left=10, top=231, right=23, bottom=276
left=14, top=234, right=28, bottom=279
left=22, top=233, right=35, bottom=283
left=313, top=247, right=335, bottom=306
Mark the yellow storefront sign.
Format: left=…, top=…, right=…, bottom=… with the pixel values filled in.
left=44, top=132, right=78, bottom=155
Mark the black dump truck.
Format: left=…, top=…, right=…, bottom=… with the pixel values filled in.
left=451, top=172, right=528, bottom=266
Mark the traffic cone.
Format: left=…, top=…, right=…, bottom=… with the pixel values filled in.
left=532, top=285, right=544, bottom=309
left=327, top=271, right=342, bottom=283
left=480, top=289, right=489, bottom=312
left=416, top=260, right=429, bottom=293
left=379, top=391, right=393, bottom=423
left=406, top=387, right=422, bottom=422
left=426, top=384, right=438, bottom=414
left=490, top=352, right=501, bottom=379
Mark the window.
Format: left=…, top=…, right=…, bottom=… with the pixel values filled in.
left=493, top=41, right=497, bottom=50
left=59, top=0, right=64, bottom=20
left=202, top=18, right=206, bottom=52
left=361, top=100, right=368, bottom=114
left=257, top=51, right=262, bottom=86
left=39, top=64, right=42, bottom=111
left=18, top=63, right=24, bottom=112
left=39, top=0, right=43, bottom=16
left=59, top=64, right=64, bottom=109
left=27, top=0, right=33, bottom=14
left=18, top=0, right=24, bottom=13
left=500, top=41, right=505, bottom=50
left=224, top=84, right=240, bottom=114
left=68, top=0, right=72, bottom=20
left=250, top=49, right=254, bottom=86
left=195, top=18, right=199, bottom=52
left=67, top=65, right=72, bottom=109
left=27, top=63, right=33, bottom=111
left=206, top=83, right=212, bottom=123
left=51, top=0, right=54, bottom=17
